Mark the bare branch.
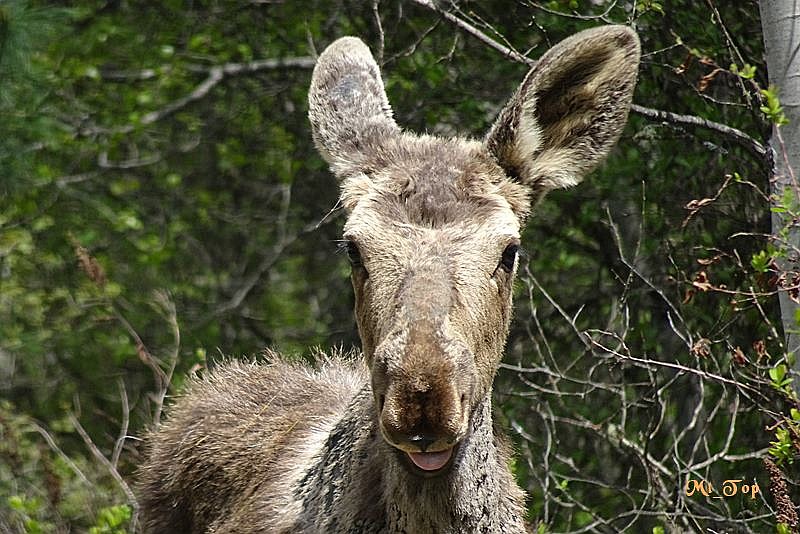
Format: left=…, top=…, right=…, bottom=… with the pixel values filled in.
left=98, top=150, right=161, bottom=169
left=113, top=306, right=167, bottom=391
left=112, top=379, right=130, bottom=469
left=200, top=189, right=343, bottom=324
left=630, top=104, right=767, bottom=162
left=151, top=290, right=181, bottom=427
left=81, top=56, right=315, bottom=136
left=372, top=0, right=385, bottom=65
left=101, top=68, right=159, bottom=81
left=26, top=422, right=91, bottom=486
left=70, top=413, right=140, bottom=529
left=585, top=332, right=760, bottom=394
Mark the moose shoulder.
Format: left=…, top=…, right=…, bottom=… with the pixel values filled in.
left=138, top=26, right=640, bottom=533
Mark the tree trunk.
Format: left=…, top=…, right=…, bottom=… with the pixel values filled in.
left=760, top=0, right=800, bottom=365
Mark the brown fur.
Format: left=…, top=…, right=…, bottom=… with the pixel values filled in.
left=138, top=26, right=640, bottom=533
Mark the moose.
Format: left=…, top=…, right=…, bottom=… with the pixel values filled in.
left=138, top=25, right=640, bottom=533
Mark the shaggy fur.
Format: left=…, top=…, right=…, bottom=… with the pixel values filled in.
left=138, top=26, right=640, bottom=533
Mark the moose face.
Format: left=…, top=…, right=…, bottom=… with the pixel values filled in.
left=309, top=27, right=640, bottom=474
left=340, top=139, right=528, bottom=471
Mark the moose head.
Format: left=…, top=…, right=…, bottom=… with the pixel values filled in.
left=308, top=27, right=639, bottom=473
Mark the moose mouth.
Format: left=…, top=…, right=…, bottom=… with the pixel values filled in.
left=397, top=442, right=460, bottom=477
left=407, top=447, right=454, bottom=471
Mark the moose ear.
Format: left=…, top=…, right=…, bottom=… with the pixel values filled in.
left=308, top=37, right=400, bottom=177
left=485, top=25, right=640, bottom=201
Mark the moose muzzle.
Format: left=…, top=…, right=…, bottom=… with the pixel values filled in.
left=374, top=326, right=475, bottom=474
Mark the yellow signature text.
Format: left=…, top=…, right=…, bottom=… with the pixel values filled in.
left=684, top=478, right=760, bottom=499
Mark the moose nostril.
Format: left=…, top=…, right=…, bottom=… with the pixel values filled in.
left=409, top=434, right=436, bottom=452
left=378, top=394, right=386, bottom=411
left=460, top=393, right=467, bottom=407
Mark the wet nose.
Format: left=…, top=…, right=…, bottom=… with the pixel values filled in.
left=382, top=420, right=457, bottom=453
left=408, top=434, right=437, bottom=452
left=380, top=381, right=463, bottom=452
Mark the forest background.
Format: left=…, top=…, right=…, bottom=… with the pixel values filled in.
left=2, top=0, right=799, bottom=532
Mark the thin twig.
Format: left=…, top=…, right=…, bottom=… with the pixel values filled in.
left=112, top=379, right=130, bottom=469
left=152, top=290, right=181, bottom=427
left=27, top=422, right=91, bottom=486
left=409, top=0, right=535, bottom=65
left=372, top=0, right=385, bottom=65
left=585, top=332, right=759, bottom=394
left=69, top=413, right=140, bottom=529
left=524, top=0, right=619, bottom=22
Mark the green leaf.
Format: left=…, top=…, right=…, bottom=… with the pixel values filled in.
left=8, top=495, right=25, bottom=511
left=730, top=63, right=756, bottom=79
left=751, top=250, right=770, bottom=273
left=761, top=86, right=790, bottom=125
left=770, top=365, right=786, bottom=383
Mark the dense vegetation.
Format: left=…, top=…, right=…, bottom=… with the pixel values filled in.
left=1, top=0, right=797, bottom=532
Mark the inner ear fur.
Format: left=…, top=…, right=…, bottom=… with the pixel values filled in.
left=485, top=25, right=641, bottom=201
left=308, top=37, right=400, bottom=178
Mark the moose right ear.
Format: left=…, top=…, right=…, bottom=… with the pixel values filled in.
left=308, top=37, right=400, bottom=178
left=485, top=25, right=640, bottom=203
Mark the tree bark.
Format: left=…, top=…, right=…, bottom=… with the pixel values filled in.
left=760, top=0, right=800, bottom=365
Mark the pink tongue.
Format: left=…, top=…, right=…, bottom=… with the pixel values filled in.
left=407, top=447, right=453, bottom=471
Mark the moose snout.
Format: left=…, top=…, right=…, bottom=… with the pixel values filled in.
left=372, top=325, right=476, bottom=472
left=379, top=375, right=467, bottom=454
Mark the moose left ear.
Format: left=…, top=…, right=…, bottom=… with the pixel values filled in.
left=308, top=37, right=400, bottom=178
left=485, top=25, right=640, bottom=201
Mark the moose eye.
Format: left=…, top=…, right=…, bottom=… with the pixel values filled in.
left=346, top=241, right=363, bottom=268
left=499, top=244, right=518, bottom=273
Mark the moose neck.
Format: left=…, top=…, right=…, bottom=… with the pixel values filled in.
left=296, top=384, right=526, bottom=533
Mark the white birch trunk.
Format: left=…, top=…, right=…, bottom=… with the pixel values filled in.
left=759, top=0, right=800, bottom=364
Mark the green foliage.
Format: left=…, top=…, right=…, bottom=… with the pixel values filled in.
left=751, top=249, right=771, bottom=273
left=761, top=85, right=789, bottom=126
left=636, top=0, right=664, bottom=15
left=0, top=0, right=62, bottom=86
left=769, top=426, right=794, bottom=464
left=769, top=405, right=800, bottom=466
left=730, top=63, right=756, bottom=79
left=89, top=505, right=131, bottom=534
left=0, top=1, right=65, bottom=197
left=0, top=400, right=130, bottom=531
left=7, top=495, right=52, bottom=533
left=771, top=187, right=800, bottom=218
left=770, top=364, right=794, bottom=395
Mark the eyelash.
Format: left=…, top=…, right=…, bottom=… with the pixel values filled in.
left=499, top=244, right=519, bottom=273
left=338, top=240, right=364, bottom=270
